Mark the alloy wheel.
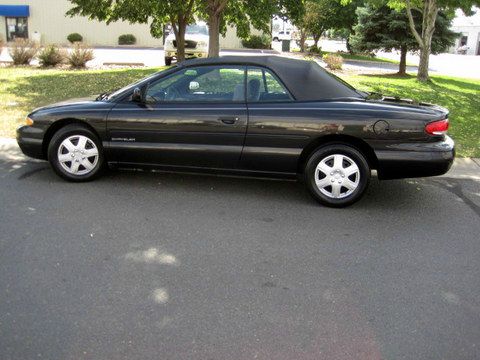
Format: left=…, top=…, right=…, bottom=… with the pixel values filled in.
left=314, top=154, right=360, bottom=199
left=57, top=135, right=99, bottom=176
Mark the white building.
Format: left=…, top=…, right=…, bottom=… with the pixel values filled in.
left=0, top=0, right=258, bottom=48
left=450, top=8, right=480, bottom=55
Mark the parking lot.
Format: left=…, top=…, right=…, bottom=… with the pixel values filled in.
left=1, top=142, right=479, bottom=360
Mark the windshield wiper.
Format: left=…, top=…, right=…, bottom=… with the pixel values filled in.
left=96, top=88, right=120, bottom=101
left=96, top=92, right=110, bottom=101
left=365, top=91, right=383, bottom=100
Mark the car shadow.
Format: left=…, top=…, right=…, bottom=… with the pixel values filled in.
left=13, top=162, right=437, bottom=211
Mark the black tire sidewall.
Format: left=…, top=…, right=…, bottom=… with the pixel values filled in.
left=47, top=125, right=104, bottom=182
left=304, top=144, right=370, bottom=207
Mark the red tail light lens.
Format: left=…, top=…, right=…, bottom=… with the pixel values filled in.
left=425, top=119, right=449, bottom=135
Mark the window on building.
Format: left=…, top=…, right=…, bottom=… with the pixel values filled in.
left=6, top=17, right=28, bottom=41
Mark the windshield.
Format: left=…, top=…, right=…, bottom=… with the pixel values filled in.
left=105, top=72, right=165, bottom=101
left=186, top=24, right=209, bottom=35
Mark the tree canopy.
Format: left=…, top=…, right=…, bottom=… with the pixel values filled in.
left=351, top=5, right=457, bottom=74
left=387, top=0, right=480, bottom=80
left=67, top=0, right=196, bottom=61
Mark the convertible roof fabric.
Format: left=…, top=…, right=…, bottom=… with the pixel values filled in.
left=180, top=56, right=361, bottom=101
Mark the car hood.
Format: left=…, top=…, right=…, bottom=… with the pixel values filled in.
left=31, top=96, right=105, bottom=114
left=29, top=96, right=112, bottom=116
left=166, top=33, right=209, bottom=42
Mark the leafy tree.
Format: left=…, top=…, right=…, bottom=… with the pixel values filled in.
left=287, top=0, right=360, bottom=53
left=350, top=5, right=458, bottom=75
left=389, top=0, right=480, bottom=81
left=276, top=0, right=308, bottom=51
left=303, top=0, right=335, bottom=47
left=198, top=0, right=277, bottom=57
left=67, top=0, right=196, bottom=62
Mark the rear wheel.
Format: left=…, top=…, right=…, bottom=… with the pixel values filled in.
left=165, top=57, right=172, bottom=66
left=304, top=144, right=370, bottom=207
left=47, top=124, right=104, bottom=182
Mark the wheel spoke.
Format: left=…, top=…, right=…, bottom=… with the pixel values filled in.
left=343, top=179, right=358, bottom=191
left=77, top=136, right=88, bottom=151
left=81, top=158, right=94, bottom=171
left=58, top=153, right=72, bottom=163
left=84, top=148, right=98, bottom=157
left=333, top=154, right=343, bottom=169
left=331, top=183, right=341, bottom=198
left=344, top=164, right=359, bottom=177
left=315, top=176, right=330, bottom=189
left=70, top=160, right=80, bottom=174
left=317, top=161, right=332, bottom=175
left=63, top=139, right=76, bottom=152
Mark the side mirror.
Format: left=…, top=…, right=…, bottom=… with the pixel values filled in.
left=189, top=81, right=200, bottom=91
left=132, top=87, right=143, bottom=102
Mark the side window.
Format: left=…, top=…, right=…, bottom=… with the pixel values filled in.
left=246, top=67, right=293, bottom=102
left=145, top=65, right=245, bottom=103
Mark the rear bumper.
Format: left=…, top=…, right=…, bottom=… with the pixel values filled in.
left=376, top=136, right=455, bottom=180
left=16, top=125, right=46, bottom=160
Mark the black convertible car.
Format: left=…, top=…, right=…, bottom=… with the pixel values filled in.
left=17, top=56, right=454, bottom=207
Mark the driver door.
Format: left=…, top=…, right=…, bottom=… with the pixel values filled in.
left=107, top=65, right=247, bottom=169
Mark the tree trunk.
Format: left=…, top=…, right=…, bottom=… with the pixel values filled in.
left=172, top=18, right=187, bottom=62
left=313, top=34, right=320, bottom=48
left=346, top=37, right=352, bottom=53
left=299, top=29, right=306, bottom=53
left=398, top=45, right=407, bottom=75
left=405, top=0, right=438, bottom=82
left=208, top=11, right=221, bottom=57
left=417, top=44, right=431, bottom=81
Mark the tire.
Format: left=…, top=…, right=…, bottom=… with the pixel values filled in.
left=165, top=57, right=172, bottom=66
left=304, top=144, right=370, bottom=207
left=47, top=124, right=104, bottom=182
left=273, top=37, right=279, bottom=42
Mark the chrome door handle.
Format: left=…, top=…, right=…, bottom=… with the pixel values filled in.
left=219, top=117, right=239, bottom=125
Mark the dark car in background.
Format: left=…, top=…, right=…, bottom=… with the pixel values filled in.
left=17, top=56, right=454, bottom=207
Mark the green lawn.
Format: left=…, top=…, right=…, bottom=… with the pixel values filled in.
left=0, top=66, right=160, bottom=138
left=1, top=66, right=479, bottom=157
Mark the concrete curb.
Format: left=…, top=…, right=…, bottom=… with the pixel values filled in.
left=1, top=137, right=478, bottom=180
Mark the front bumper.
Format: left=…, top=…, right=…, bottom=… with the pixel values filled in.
left=17, top=125, right=46, bottom=160
left=375, top=136, right=455, bottom=180
left=165, top=50, right=207, bottom=59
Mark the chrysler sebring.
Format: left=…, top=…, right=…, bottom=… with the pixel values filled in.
left=17, top=56, right=454, bottom=207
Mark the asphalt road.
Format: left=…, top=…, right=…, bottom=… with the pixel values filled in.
left=1, top=145, right=480, bottom=360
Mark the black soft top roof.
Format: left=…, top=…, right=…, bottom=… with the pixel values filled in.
left=179, top=56, right=361, bottom=101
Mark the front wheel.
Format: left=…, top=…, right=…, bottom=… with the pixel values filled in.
left=165, top=57, right=172, bottom=66
left=47, top=124, right=104, bottom=182
left=304, top=144, right=370, bottom=207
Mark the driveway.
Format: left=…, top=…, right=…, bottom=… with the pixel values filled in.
left=1, top=142, right=480, bottom=360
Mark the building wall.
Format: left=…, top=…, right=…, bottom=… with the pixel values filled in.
left=0, top=0, right=259, bottom=48
left=450, top=26, right=480, bottom=55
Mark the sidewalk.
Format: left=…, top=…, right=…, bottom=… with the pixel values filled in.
left=1, top=138, right=478, bottom=180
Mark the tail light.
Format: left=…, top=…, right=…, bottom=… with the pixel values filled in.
left=425, top=119, right=449, bottom=135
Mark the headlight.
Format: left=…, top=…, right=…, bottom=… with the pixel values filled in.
left=25, top=116, right=34, bottom=126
